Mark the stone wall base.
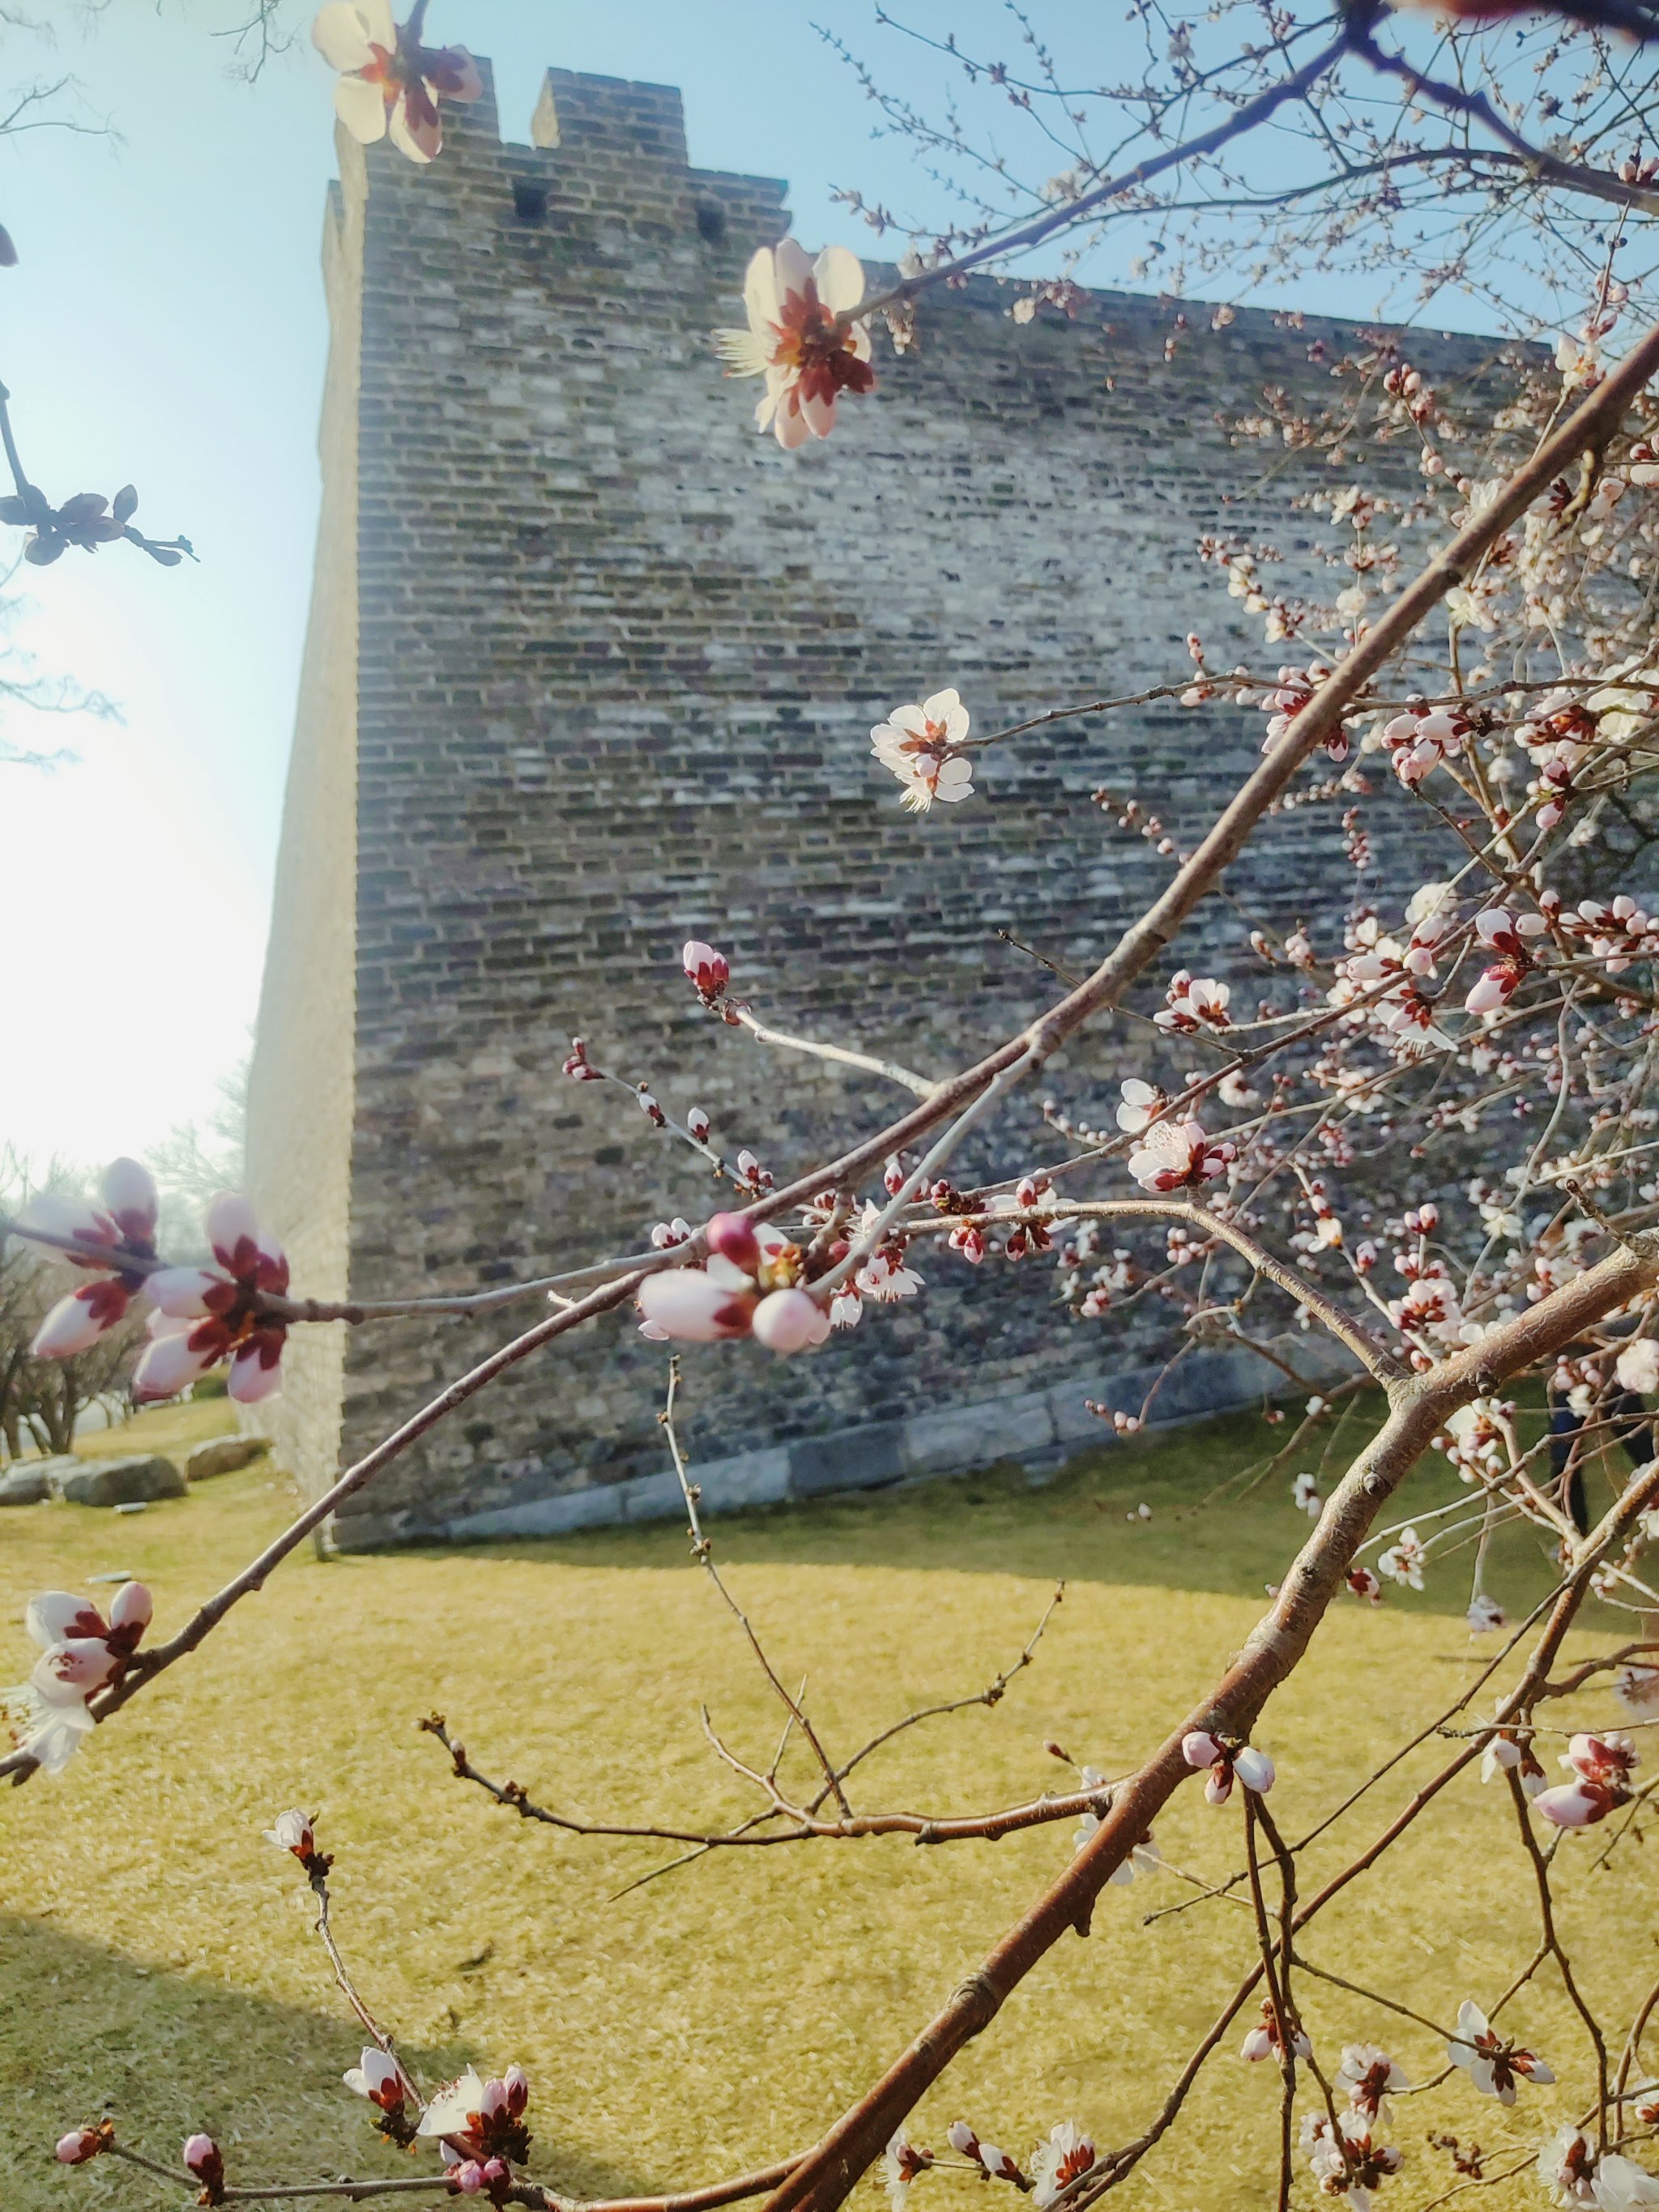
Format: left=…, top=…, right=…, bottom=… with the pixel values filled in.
left=331, top=1333, right=1358, bottom=1550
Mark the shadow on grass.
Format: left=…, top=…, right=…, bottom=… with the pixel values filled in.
left=0, top=1918, right=662, bottom=2212
left=436, top=1393, right=1625, bottom=1628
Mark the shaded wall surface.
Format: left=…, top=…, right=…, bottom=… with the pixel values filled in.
left=248, top=62, right=1494, bottom=1545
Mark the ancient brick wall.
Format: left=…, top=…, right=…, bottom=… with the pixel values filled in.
left=242, top=143, right=366, bottom=1495
left=248, top=62, right=1493, bottom=1545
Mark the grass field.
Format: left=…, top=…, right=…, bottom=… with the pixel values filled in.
left=2, top=1391, right=1648, bottom=2211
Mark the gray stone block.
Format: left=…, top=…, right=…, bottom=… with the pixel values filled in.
left=694, top=1447, right=791, bottom=1513
left=618, top=1470, right=684, bottom=1523
left=55, top=1455, right=187, bottom=1507
left=0, top=1464, right=51, bottom=1506
left=1047, top=1382, right=1111, bottom=1445
left=446, top=1483, right=625, bottom=1541
left=790, top=1421, right=906, bottom=1498
left=186, top=1435, right=269, bottom=1481
left=902, top=1391, right=1055, bottom=1477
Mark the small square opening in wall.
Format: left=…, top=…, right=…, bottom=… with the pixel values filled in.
left=695, top=198, right=728, bottom=245
left=512, top=180, right=548, bottom=223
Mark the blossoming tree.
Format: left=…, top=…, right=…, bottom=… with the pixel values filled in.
left=16, top=3, right=1659, bottom=2208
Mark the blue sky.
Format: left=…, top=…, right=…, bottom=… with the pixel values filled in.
left=0, top=0, right=1523, bottom=1170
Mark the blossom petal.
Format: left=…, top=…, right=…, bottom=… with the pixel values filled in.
left=108, top=1582, right=152, bottom=1635
left=20, top=1696, right=96, bottom=1773
left=310, top=3, right=371, bottom=68
left=332, top=72, right=389, bottom=143
left=149, top=1266, right=233, bottom=1319
left=31, top=1289, right=116, bottom=1359
left=418, top=2070, right=487, bottom=2140
left=101, top=1157, right=159, bottom=1240
left=229, top=1340, right=285, bottom=1404
left=773, top=398, right=812, bottom=450
left=389, top=87, right=441, bottom=163
left=742, top=245, right=782, bottom=333
left=133, top=1327, right=221, bottom=1402
left=207, top=1192, right=262, bottom=1273
left=13, top=1194, right=116, bottom=1264
left=25, top=1593, right=105, bottom=1650
left=773, top=237, right=813, bottom=300
left=812, top=243, right=865, bottom=313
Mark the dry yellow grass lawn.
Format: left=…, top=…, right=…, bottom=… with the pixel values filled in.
left=0, top=1392, right=1647, bottom=2211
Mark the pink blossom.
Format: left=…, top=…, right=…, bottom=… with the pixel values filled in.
left=17, top=1580, right=152, bottom=1766
left=343, top=2048, right=408, bottom=2110
left=1030, top=2123, right=1096, bottom=2208
left=637, top=1220, right=828, bottom=1355
left=1126, top=1119, right=1235, bottom=1192
left=137, top=1193, right=289, bottom=1405
left=1563, top=1730, right=1638, bottom=1786
left=343, top=2047, right=416, bottom=2137
left=1538, top=2125, right=1598, bottom=2205
left=311, top=2, right=483, bottom=165
left=714, top=240, right=873, bottom=446
left=1154, top=970, right=1232, bottom=1033
left=1183, top=1730, right=1273, bottom=1802
left=855, top=1250, right=923, bottom=1302
left=870, top=691, right=975, bottom=812
left=264, top=1808, right=331, bottom=1877
left=1115, top=1078, right=1166, bottom=1133
left=417, top=2066, right=532, bottom=2169
left=1380, top=704, right=1466, bottom=786
left=1447, top=2000, right=1554, bottom=2103
left=56, top=2128, right=104, bottom=2165
left=1336, top=2042, right=1409, bottom=2122
left=1239, top=1998, right=1311, bottom=2063
left=20, top=1157, right=160, bottom=1360
left=1533, top=1778, right=1618, bottom=1829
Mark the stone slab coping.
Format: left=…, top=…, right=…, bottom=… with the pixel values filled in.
left=335, top=1333, right=1358, bottom=1550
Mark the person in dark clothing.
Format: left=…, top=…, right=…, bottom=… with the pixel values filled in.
left=1549, top=1386, right=1656, bottom=1534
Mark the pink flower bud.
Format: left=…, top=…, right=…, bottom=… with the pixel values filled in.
left=637, top=1269, right=754, bottom=1343
left=683, top=940, right=729, bottom=998
left=57, top=2129, right=103, bottom=2165
left=133, top=1320, right=220, bottom=1402
left=32, top=1285, right=126, bottom=1359
left=1233, top=1745, right=1276, bottom=1794
left=102, top=1155, right=160, bottom=1242
left=183, top=2133, right=224, bottom=2190
left=687, top=1108, right=711, bottom=1142
left=706, top=1213, right=761, bottom=1272
left=752, top=1288, right=829, bottom=1353
left=1182, top=1729, right=1223, bottom=1770
left=1534, top=1779, right=1616, bottom=1829
left=884, top=1156, right=906, bottom=1196
left=948, top=2123, right=979, bottom=2159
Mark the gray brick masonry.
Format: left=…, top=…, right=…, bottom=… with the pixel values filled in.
left=245, top=61, right=1492, bottom=1548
